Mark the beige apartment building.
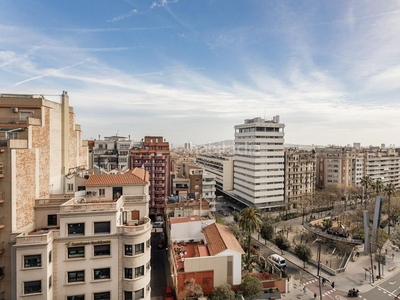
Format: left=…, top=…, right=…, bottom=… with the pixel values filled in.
left=284, top=148, right=316, bottom=210
left=14, top=169, right=151, bottom=300
left=316, top=146, right=400, bottom=189
left=0, top=92, right=88, bottom=299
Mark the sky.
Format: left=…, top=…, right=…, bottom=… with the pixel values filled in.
left=1, top=0, right=400, bottom=147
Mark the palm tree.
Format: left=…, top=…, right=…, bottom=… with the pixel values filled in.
left=373, top=178, right=384, bottom=197
left=384, top=183, right=396, bottom=237
left=360, top=175, right=373, bottom=209
left=238, top=207, right=263, bottom=266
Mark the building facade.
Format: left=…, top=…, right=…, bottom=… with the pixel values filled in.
left=233, top=116, right=285, bottom=209
left=130, top=136, right=171, bottom=221
left=284, top=148, right=316, bottom=210
left=13, top=169, right=151, bottom=300
left=195, top=154, right=234, bottom=192
left=0, top=92, right=88, bottom=299
left=91, top=136, right=140, bottom=171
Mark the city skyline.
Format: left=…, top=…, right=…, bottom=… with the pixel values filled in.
left=1, top=1, right=400, bottom=146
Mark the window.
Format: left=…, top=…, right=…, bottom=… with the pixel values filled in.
left=94, top=221, right=110, bottom=234
left=94, top=244, right=110, bottom=256
left=94, top=268, right=110, bottom=280
left=124, top=291, right=133, bottom=300
left=68, top=270, right=85, bottom=283
left=68, top=223, right=85, bottom=235
left=49, top=250, right=52, bottom=263
left=67, top=183, right=74, bottom=192
left=135, top=243, right=144, bottom=255
left=146, top=239, right=150, bottom=249
left=135, top=288, right=144, bottom=300
left=24, top=254, right=41, bottom=268
left=68, top=246, right=85, bottom=259
left=49, top=275, right=52, bottom=289
left=94, top=292, right=110, bottom=300
left=24, top=280, right=41, bottom=294
left=146, top=261, right=150, bottom=270
left=124, top=245, right=132, bottom=256
left=99, top=189, right=105, bottom=196
left=124, top=268, right=132, bottom=279
left=67, top=296, right=85, bottom=300
left=47, top=214, right=57, bottom=226
left=135, top=266, right=144, bottom=278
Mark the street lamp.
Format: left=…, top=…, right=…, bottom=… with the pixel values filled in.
left=312, top=239, right=323, bottom=300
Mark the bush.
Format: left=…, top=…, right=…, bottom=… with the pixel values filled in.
left=274, top=235, right=290, bottom=251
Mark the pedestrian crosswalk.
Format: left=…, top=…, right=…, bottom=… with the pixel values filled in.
left=303, top=279, right=337, bottom=297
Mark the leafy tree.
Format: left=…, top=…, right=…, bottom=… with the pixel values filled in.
left=274, top=234, right=290, bottom=252
left=294, top=244, right=312, bottom=268
left=177, top=278, right=204, bottom=300
left=384, top=183, right=397, bottom=236
left=240, top=276, right=263, bottom=300
left=209, top=284, right=236, bottom=300
left=322, top=218, right=333, bottom=230
left=239, top=207, right=263, bottom=265
left=260, top=220, right=274, bottom=241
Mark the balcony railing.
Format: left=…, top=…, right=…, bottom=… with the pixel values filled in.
left=60, top=197, right=120, bottom=213
left=118, top=217, right=151, bottom=235
left=15, top=230, right=60, bottom=245
left=122, top=195, right=148, bottom=203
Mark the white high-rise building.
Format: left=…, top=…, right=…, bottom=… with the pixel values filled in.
left=233, top=116, right=285, bottom=209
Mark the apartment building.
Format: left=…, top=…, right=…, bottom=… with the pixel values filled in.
left=233, top=116, right=285, bottom=209
left=284, top=148, right=316, bottom=210
left=195, top=154, right=234, bottom=192
left=90, top=135, right=140, bottom=171
left=0, top=92, right=88, bottom=299
left=171, top=156, right=195, bottom=178
left=14, top=168, right=151, bottom=300
left=166, top=217, right=244, bottom=299
left=130, top=136, right=171, bottom=220
left=316, top=146, right=400, bottom=189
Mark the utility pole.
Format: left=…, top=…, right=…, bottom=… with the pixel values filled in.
left=313, top=239, right=323, bottom=300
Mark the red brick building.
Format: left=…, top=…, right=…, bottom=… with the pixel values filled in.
left=130, top=136, right=171, bottom=220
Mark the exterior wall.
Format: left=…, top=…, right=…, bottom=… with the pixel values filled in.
left=234, top=116, right=285, bottom=208
left=177, top=270, right=214, bottom=297
left=284, top=149, right=316, bottom=209
left=0, top=92, right=88, bottom=299
left=170, top=220, right=206, bottom=242
left=195, top=154, right=234, bottom=191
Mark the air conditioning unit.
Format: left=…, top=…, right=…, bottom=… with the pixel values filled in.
left=12, top=108, right=18, bottom=113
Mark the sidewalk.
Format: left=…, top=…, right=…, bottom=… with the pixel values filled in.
left=254, top=218, right=400, bottom=297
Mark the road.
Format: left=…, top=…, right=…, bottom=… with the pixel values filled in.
left=361, top=271, right=400, bottom=300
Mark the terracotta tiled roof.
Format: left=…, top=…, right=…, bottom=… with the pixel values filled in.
left=170, top=216, right=201, bottom=224
left=203, top=223, right=245, bottom=256
left=85, top=168, right=148, bottom=186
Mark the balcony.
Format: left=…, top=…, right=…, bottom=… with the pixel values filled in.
left=0, top=242, right=4, bottom=256
left=118, top=217, right=151, bottom=235
left=0, top=192, right=3, bottom=204
left=154, top=183, right=165, bottom=188
left=154, top=190, right=165, bottom=195
left=154, top=163, right=166, bottom=167
left=60, top=197, right=121, bottom=213
left=0, top=217, right=4, bottom=230
left=122, top=195, right=148, bottom=203
left=15, top=229, right=60, bottom=245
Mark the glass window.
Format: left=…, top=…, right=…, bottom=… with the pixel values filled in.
left=99, top=189, right=105, bottom=196
left=67, top=296, right=85, bottom=300
left=124, top=245, right=132, bottom=256
left=135, top=289, right=144, bottom=300
left=124, top=268, right=132, bottom=279
left=47, top=214, right=57, bottom=226
left=135, top=266, right=144, bottom=278
left=94, top=292, right=110, bottom=300
left=68, top=246, right=85, bottom=259
left=68, top=270, right=85, bottom=283
left=135, top=243, right=144, bottom=255
left=68, top=223, right=85, bottom=235
left=48, top=275, right=52, bottom=288
left=49, top=250, right=52, bottom=263
left=146, top=239, right=150, bottom=249
left=94, top=221, right=110, bottom=234
left=24, top=280, right=41, bottom=294
left=124, top=291, right=133, bottom=300
left=94, top=268, right=110, bottom=280
left=24, top=254, right=41, bottom=268
left=94, top=244, right=110, bottom=256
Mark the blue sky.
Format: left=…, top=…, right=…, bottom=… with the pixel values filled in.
left=1, top=0, right=400, bottom=147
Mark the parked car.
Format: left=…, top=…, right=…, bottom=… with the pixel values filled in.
left=164, top=286, right=174, bottom=300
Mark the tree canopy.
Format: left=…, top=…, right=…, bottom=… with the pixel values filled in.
left=239, top=207, right=263, bottom=265
left=240, top=276, right=263, bottom=300
left=294, top=244, right=312, bottom=268
left=209, top=283, right=236, bottom=300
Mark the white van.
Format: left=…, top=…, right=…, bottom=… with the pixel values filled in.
left=269, top=254, right=286, bottom=269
